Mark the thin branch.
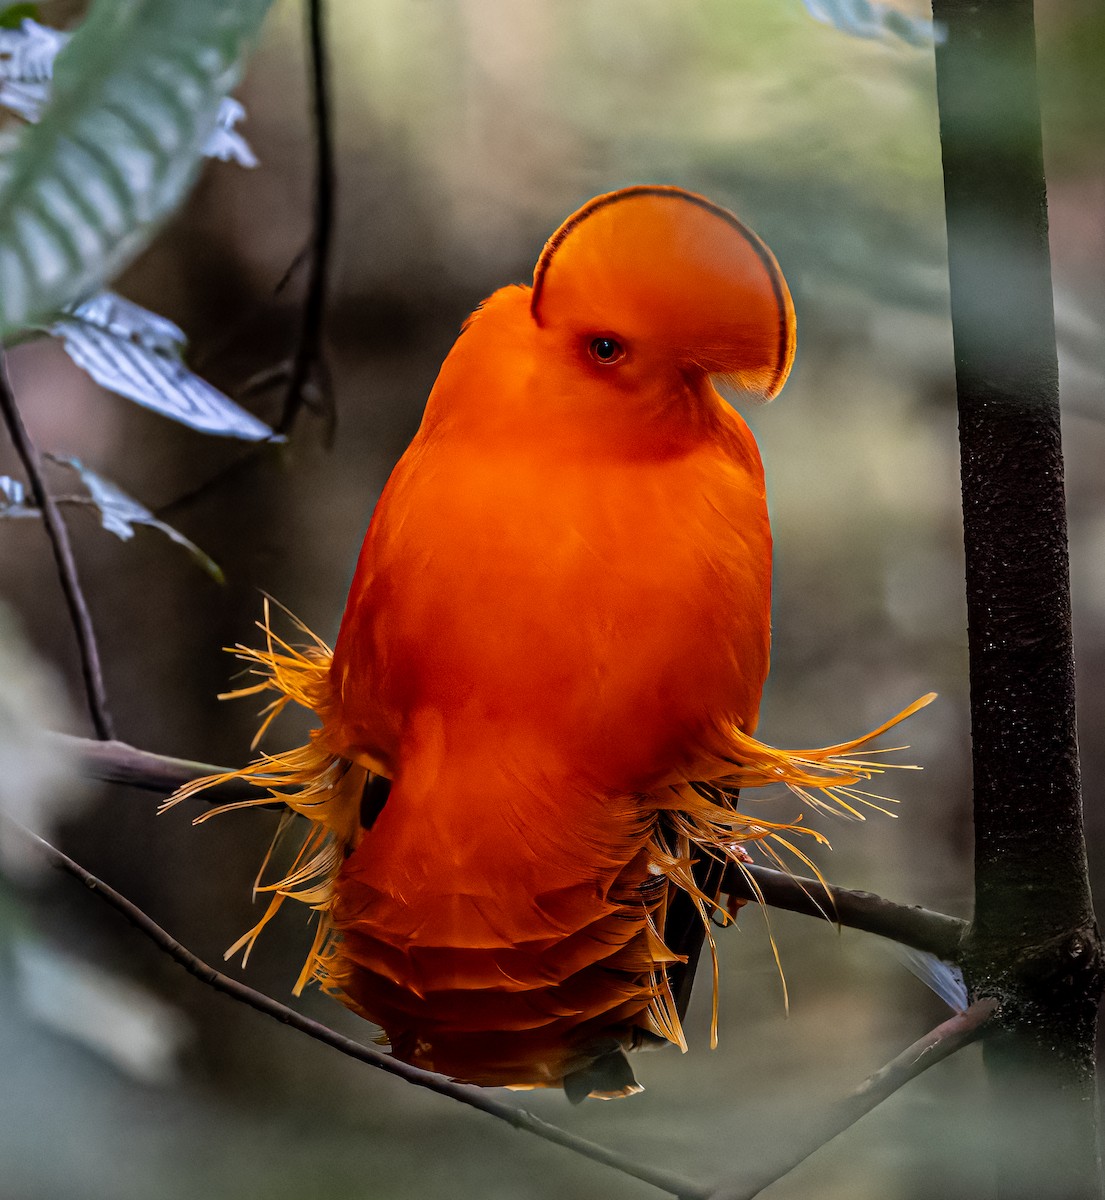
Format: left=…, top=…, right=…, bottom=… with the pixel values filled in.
left=154, top=444, right=273, bottom=519
left=13, top=818, right=703, bottom=1200
left=53, top=732, right=966, bottom=956
left=53, top=733, right=262, bottom=805
left=725, top=863, right=968, bottom=962
left=0, top=494, right=98, bottom=516
left=0, top=353, right=114, bottom=739
left=278, top=0, right=335, bottom=436
left=705, top=999, right=997, bottom=1200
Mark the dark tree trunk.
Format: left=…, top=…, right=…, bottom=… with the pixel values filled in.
left=931, top=0, right=1104, bottom=1194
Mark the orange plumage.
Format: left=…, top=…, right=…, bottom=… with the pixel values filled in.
left=170, top=186, right=930, bottom=1099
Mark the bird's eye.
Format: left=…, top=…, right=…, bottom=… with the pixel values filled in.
left=589, top=337, right=625, bottom=365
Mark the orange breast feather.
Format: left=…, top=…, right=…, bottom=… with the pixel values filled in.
left=171, top=187, right=931, bottom=1099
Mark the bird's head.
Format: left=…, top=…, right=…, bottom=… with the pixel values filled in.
left=529, top=186, right=796, bottom=405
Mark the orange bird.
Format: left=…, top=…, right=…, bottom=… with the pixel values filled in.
left=171, top=186, right=930, bottom=1099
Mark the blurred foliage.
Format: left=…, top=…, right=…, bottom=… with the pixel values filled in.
left=0, top=2, right=1102, bottom=1199
left=0, top=3, right=40, bottom=29
left=1040, top=4, right=1105, bottom=174
left=0, top=604, right=84, bottom=882
left=0, top=0, right=272, bottom=336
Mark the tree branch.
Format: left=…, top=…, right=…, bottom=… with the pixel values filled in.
left=705, top=999, right=997, bottom=1200
left=13, top=817, right=703, bottom=1200
left=154, top=444, right=273, bottom=520
left=934, top=0, right=1086, bottom=938
left=725, top=864, right=967, bottom=962
left=54, top=732, right=966, bottom=956
left=0, top=353, right=114, bottom=739
left=53, top=733, right=262, bottom=805
left=8, top=810, right=992, bottom=1200
left=278, top=0, right=335, bottom=436
left=932, top=1, right=1104, bottom=1193
left=0, top=494, right=100, bottom=516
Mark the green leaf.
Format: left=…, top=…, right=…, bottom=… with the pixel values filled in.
left=51, top=291, right=274, bottom=440
left=0, top=0, right=273, bottom=339
left=0, top=5, right=38, bottom=31
left=49, top=454, right=225, bottom=583
left=800, top=0, right=938, bottom=46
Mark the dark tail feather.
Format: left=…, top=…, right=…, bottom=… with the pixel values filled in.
left=663, top=838, right=728, bottom=1021
left=563, top=1046, right=643, bottom=1103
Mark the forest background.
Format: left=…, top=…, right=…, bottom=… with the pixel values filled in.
left=1, top=2, right=1103, bottom=1198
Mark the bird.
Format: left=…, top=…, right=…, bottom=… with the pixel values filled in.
left=168, top=185, right=931, bottom=1100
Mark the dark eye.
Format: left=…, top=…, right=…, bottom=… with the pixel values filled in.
left=589, top=336, right=625, bottom=365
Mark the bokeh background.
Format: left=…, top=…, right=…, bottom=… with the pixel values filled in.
left=1, top=1, right=1103, bottom=1197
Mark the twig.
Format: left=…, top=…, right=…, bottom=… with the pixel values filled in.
left=0, top=354, right=114, bottom=739
left=154, top=444, right=273, bottom=519
left=52, top=732, right=966, bottom=957
left=13, top=818, right=704, bottom=1200
left=274, top=245, right=310, bottom=297
left=52, top=733, right=262, bottom=805
left=705, top=999, right=997, bottom=1200
left=278, top=0, right=335, bottom=436
left=0, top=494, right=98, bottom=517
left=725, top=863, right=968, bottom=962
